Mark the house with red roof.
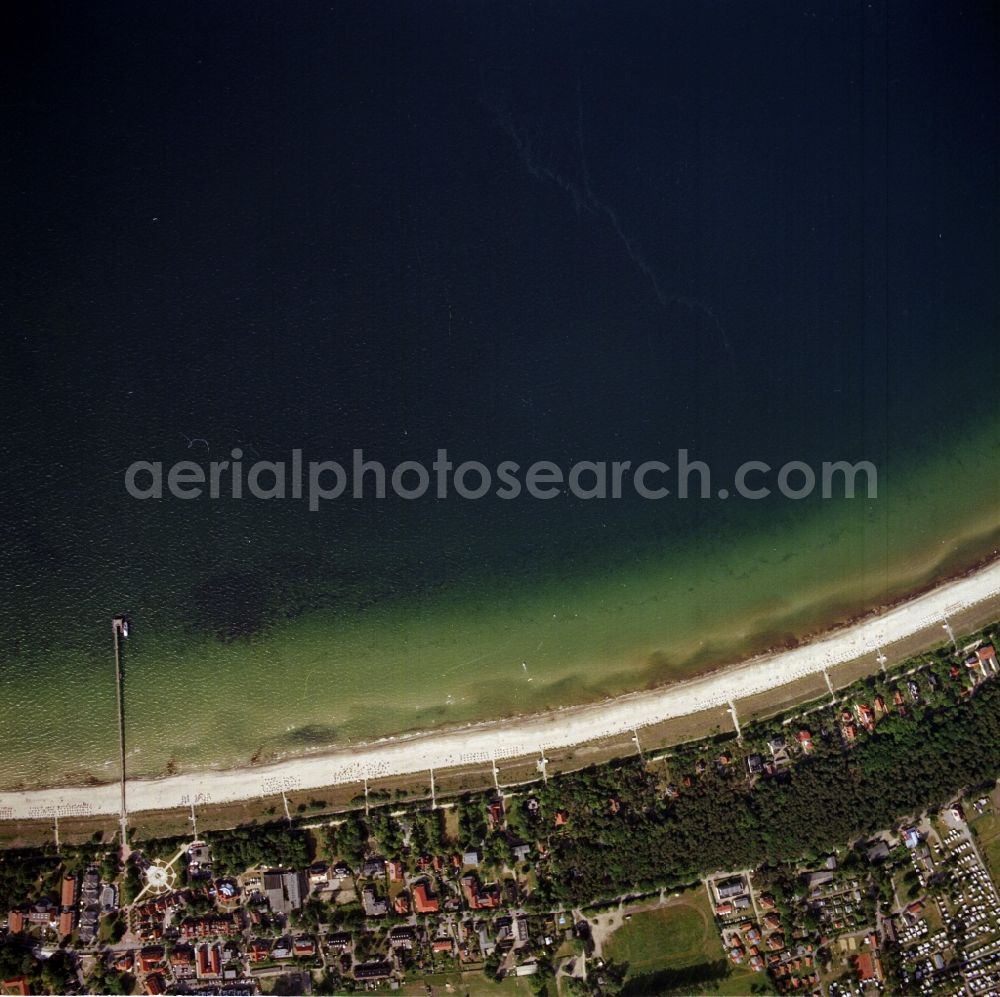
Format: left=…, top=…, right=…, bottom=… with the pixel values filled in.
left=978, top=645, right=998, bottom=674
left=249, top=940, right=270, bottom=962
left=413, top=882, right=440, bottom=914
left=855, top=703, right=875, bottom=731
left=169, top=947, right=193, bottom=969
left=460, top=875, right=500, bottom=911
left=138, top=948, right=164, bottom=973
left=144, top=976, right=165, bottom=996
left=60, top=877, right=76, bottom=909
left=854, top=951, right=884, bottom=983
left=293, top=938, right=316, bottom=957
left=196, top=944, right=221, bottom=978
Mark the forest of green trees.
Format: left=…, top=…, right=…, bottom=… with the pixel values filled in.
left=207, top=823, right=311, bottom=875
left=524, top=674, right=1000, bottom=905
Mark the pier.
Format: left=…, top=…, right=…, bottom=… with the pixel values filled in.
left=111, top=616, right=128, bottom=858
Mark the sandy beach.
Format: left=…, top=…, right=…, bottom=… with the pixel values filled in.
left=2, top=557, right=1000, bottom=822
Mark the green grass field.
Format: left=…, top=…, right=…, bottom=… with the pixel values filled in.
left=971, top=810, right=1000, bottom=886
left=398, top=969, right=537, bottom=996
left=605, top=889, right=772, bottom=995
left=605, top=903, right=709, bottom=971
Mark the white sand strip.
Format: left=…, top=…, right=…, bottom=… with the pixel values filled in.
left=3, top=559, right=1000, bottom=821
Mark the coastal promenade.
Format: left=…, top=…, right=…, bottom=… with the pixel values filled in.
left=3, top=558, right=1000, bottom=822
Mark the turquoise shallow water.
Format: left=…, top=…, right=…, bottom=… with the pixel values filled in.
left=1, top=415, right=998, bottom=791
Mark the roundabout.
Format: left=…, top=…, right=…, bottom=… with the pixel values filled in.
left=143, top=860, right=176, bottom=895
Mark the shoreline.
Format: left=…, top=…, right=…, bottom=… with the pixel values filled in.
left=123, top=536, right=1000, bottom=779
left=3, top=554, right=1000, bottom=821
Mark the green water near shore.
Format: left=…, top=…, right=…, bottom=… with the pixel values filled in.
left=3, top=419, right=998, bottom=791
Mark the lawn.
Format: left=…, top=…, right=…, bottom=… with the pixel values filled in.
left=971, top=811, right=1000, bottom=887
left=892, top=864, right=922, bottom=907
left=398, top=969, right=537, bottom=995
left=605, top=889, right=772, bottom=995
left=442, top=807, right=461, bottom=844
left=605, top=903, right=709, bottom=972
